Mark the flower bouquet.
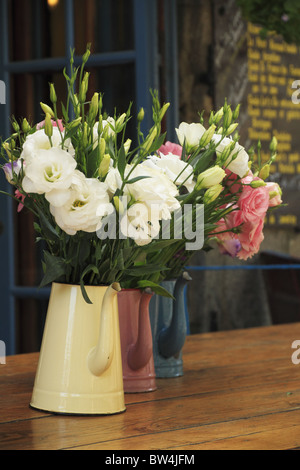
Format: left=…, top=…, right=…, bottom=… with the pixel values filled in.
left=135, top=111, right=283, bottom=285
left=0, top=47, right=284, bottom=410
left=133, top=101, right=283, bottom=378
left=0, top=46, right=283, bottom=299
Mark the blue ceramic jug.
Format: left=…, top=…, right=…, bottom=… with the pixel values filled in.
left=149, top=272, right=192, bottom=378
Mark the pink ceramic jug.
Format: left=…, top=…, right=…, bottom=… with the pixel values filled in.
left=118, top=288, right=157, bottom=393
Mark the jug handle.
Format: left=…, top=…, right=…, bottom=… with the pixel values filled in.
left=88, top=282, right=121, bottom=377
left=127, top=289, right=154, bottom=371
left=158, top=272, right=192, bottom=358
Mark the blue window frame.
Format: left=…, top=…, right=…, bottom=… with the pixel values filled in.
left=0, top=0, right=179, bottom=354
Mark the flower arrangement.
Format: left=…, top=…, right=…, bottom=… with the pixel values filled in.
left=236, top=0, right=300, bottom=45
left=0, top=47, right=283, bottom=301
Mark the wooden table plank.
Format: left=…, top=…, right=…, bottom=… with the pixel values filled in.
left=0, top=323, right=300, bottom=450
left=70, top=410, right=300, bottom=450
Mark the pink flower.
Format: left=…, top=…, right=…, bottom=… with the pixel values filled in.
left=265, top=182, right=282, bottom=207
left=159, top=141, right=182, bottom=158
left=36, top=119, right=64, bottom=132
left=211, top=218, right=230, bottom=242
left=236, top=219, right=265, bottom=260
left=15, top=189, right=26, bottom=212
left=225, top=169, right=253, bottom=194
left=210, top=218, right=241, bottom=258
left=223, top=205, right=265, bottom=260
left=237, top=184, right=270, bottom=223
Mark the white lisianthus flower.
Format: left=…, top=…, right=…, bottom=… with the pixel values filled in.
left=175, top=122, right=206, bottom=149
left=21, top=128, right=75, bottom=163
left=22, top=147, right=77, bottom=206
left=145, top=153, right=196, bottom=193
left=105, top=167, right=123, bottom=196
left=105, top=163, right=181, bottom=220
left=120, top=202, right=161, bottom=246
left=213, top=135, right=249, bottom=178
left=50, top=171, right=114, bottom=235
left=93, top=117, right=116, bottom=148
left=125, top=162, right=180, bottom=220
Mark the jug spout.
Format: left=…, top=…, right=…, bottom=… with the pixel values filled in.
left=88, top=282, right=121, bottom=377
left=127, top=289, right=154, bottom=371
left=158, top=272, right=192, bottom=359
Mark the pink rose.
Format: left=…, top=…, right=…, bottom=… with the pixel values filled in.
left=210, top=218, right=241, bottom=258
left=224, top=204, right=244, bottom=229
left=265, top=182, right=282, bottom=207
left=159, top=141, right=182, bottom=157
left=237, top=185, right=269, bottom=223
left=211, top=218, right=229, bottom=242
left=223, top=206, right=265, bottom=260
left=224, top=170, right=239, bottom=193
left=225, top=169, right=253, bottom=194
left=36, top=119, right=64, bottom=132
left=236, top=219, right=265, bottom=260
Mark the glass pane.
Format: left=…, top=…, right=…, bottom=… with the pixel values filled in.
left=8, top=0, right=65, bottom=62
left=86, top=63, right=136, bottom=137
left=5, top=0, right=137, bottom=354
left=10, top=71, right=68, bottom=128
left=74, top=0, right=134, bottom=55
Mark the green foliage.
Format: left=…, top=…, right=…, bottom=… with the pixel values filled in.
left=0, top=46, right=282, bottom=299
left=236, top=0, right=300, bottom=45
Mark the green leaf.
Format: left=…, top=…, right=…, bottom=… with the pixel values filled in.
left=180, top=140, right=187, bottom=162
left=104, top=268, right=119, bottom=284
left=36, top=207, right=59, bottom=241
left=33, top=222, right=42, bottom=234
left=39, top=251, right=66, bottom=288
left=148, top=132, right=166, bottom=154
left=86, top=146, right=101, bottom=178
left=117, top=144, right=126, bottom=178
left=80, top=264, right=99, bottom=304
left=98, top=258, right=110, bottom=275
left=141, top=238, right=180, bottom=253
left=116, top=249, right=125, bottom=270
left=78, top=239, right=91, bottom=266
left=61, top=103, right=69, bottom=122
left=64, top=122, right=82, bottom=141
left=124, top=264, right=169, bottom=277
left=137, top=280, right=174, bottom=298
left=194, top=149, right=214, bottom=174
left=125, top=175, right=151, bottom=185
left=95, top=242, right=104, bottom=262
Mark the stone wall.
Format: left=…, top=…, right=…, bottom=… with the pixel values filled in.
left=177, top=0, right=300, bottom=332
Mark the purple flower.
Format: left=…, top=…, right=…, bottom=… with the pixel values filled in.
left=3, top=160, right=22, bottom=184
left=219, top=238, right=241, bottom=258
left=281, top=14, right=289, bottom=22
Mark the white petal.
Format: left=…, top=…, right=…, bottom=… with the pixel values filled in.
left=45, top=189, right=71, bottom=207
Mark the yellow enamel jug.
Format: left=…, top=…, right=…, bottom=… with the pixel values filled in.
left=30, top=282, right=125, bottom=415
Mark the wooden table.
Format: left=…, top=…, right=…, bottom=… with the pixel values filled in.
left=1, top=323, right=300, bottom=451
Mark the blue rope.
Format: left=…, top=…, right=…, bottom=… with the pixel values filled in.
left=186, top=264, right=300, bottom=271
